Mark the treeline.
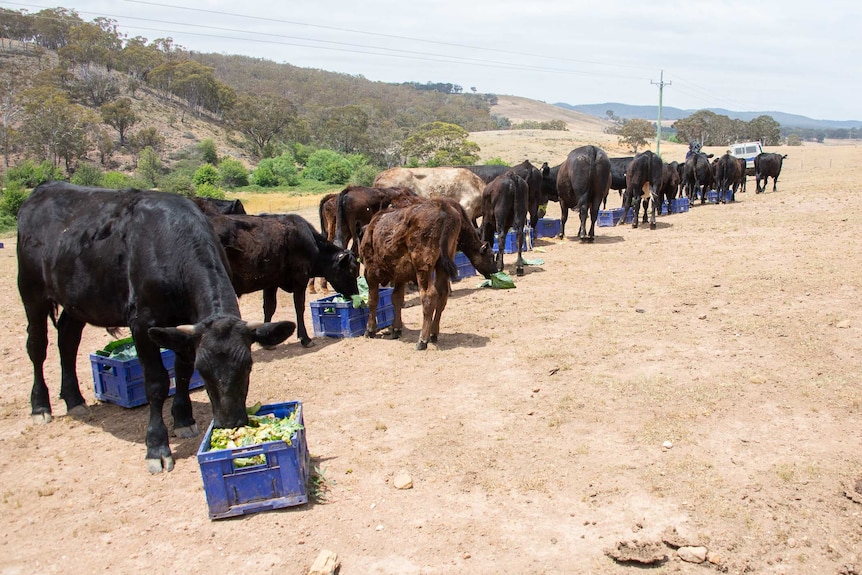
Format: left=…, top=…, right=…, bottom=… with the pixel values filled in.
left=671, top=110, right=782, bottom=146
left=780, top=126, right=862, bottom=143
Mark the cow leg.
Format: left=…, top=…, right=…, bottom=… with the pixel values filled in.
left=649, top=185, right=658, bottom=230
left=364, top=280, right=381, bottom=337
left=641, top=196, right=650, bottom=224
left=134, top=334, right=175, bottom=473
left=387, top=283, right=406, bottom=340
left=56, top=311, right=88, bottom=418
left=291, top=290, right=313, bottom=347
left=415, top=271, right=434, bottom=350
left=773, top=178, right=778, bottom=192
left=171, top=347, right=198, bottom=438
left=24, top=301, right=52, bottom=423
left=558, top=201, right=569, bottom=239
left=494, top=230, right=504, bottom=272
left=428, top=268, right=451, bottom=345
left=262, top=287, right=278, bottom=322
left=514, top=227, right=525, bottom=276
left=578, top=203, right=589, bottom=242
left=617, top=189, right=631, bottom=227
left=632, top=193, right=643, bottom=228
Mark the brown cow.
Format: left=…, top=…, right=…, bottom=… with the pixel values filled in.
left=373, top=167, right=486, bottom=224
left=307, top=193, right=338, bottom=294
left=333, top=185, right=417, bottom=254
left=360, top=197, right=495, bottom=350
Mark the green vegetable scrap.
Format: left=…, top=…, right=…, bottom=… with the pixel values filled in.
left=477, top=271, right=516, bottom=289
left=94, top=336, right=137, bottom=360
left=210, top=410, right=304, bottom=468
left=331, top=275, right=371, bottom=308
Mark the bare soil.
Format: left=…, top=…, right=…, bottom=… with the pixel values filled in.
left=2, top=105, right=862, bottom=574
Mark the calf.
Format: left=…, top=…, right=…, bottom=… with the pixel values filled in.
left=481, top=170, right=528, bottom=276
left=17, top=182, right=295, bottom=473
left=208, top=213, right=359, bottom=347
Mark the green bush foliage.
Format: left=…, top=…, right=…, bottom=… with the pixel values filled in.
left=70, top=163, right=103, bottom=186
left=198, top=139, right=219, bottom=165
left=250, top=164, right=278, bottom=187
left=1, top=182, right=30, bottom=218
left=218, top=157, right=249, bottom=188
left=302, top=149, right=356, bottom=184
left=6, top=159, right=56, bottom=188
left=137, top=147, right=162, bottom=187
left=159, top=172, right=195, bottom=196
left=350, top=164, right=380, bottom=187
left=251, top=153, right=299, bottom=186
left=195, top=182, right=226, bottom=199
left=193, top=163, right=220, bottom=187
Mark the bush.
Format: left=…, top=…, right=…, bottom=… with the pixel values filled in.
left=483, top=157, right=509, bottom=166
left=786, top=134, right=803, bottom=146
left=1, top=182, right=30, bottom=217
left=193, top=163, right=220, bottom=187
left=302, top=149, right=353, bottom=184
left=101, top=171, right=133, bottom=189
left=251, top=153, right=299, bottom=187
left=6, top=159, right=54, bottom=188
left=218, top=158, right=249, bottom=188
left=195, top=182, right=225, bottom=199
left=70, top=164, right=103, bottom=187
left=0, top=213, right=16, bottom=234
left=349, top=164, right=379, bottom=187
left=137, top=147, right=162, bottom=187
left=198, top=139, right=218, bottom=165
left=159, top=172, right=195, bottom=196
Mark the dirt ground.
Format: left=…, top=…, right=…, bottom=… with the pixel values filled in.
left=2, top=127, right=862, bottom=575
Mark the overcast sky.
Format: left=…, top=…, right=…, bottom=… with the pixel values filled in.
left=5, top=0, right=860, bottom=121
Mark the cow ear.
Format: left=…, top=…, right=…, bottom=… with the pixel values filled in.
left=249, top=320, right=295, bottom=347
left=148, top=325, right=197, bottom=350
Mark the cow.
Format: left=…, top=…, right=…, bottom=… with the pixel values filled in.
left=480, top=171, right=528, bottom=276
left=208, top=212, right=360, bottom=347
left=619, top=151, right=663, bottom=229
left=192, top=196, right=247, bottom=215
left=682, top=151, right=715, bottom=204
left=307, top=192, right=339, bottom=294
left=734, top=157, right=747, bottom=193
left=17, top=182, right=296, bottom=473
left=714, top=153, right=743, bottom=203
left=372, top=167, right=486, bottom=225
left=333, top=185, right=417, bottom=254
left=461, top=160, right=553, bottom=233
left=555, top=145, right=612, bottom=242
left=607, top=156, right=633, bottom=208
left=655, top=160, right=681, bottom=214
left=754, top=152, right=788, bottom=193
left=360, top=197, right=496, bottom=350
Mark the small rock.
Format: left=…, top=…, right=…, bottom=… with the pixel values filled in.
left=605, top=540, right=667, bottom=565
left=678, top=546, right=708, bottom=564
left=749, top=375, right=766, bottom=384
left=698, top=314, right=707, bottom=320
left=837, top=320, right=851, bottom=329
left=308, top=549, right=340, bottom=575
left=393, top=472, right=413, bottom=490
left=462, top=552, right=471, bottom=559
left=662, top=440, right=673, bottom=449
left=660, top=526, right=690, bottom=549
left=707, top=551, right=723, bottom=566
left=375, top=524, right=383, bottom=531
left=636, top=308, right=645, bottom=313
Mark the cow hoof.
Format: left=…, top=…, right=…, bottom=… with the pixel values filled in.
left=429, top=334, right=438, bottom=343
left=632, top=223, right=639, bottom=229
left=416, top=340, right=428, bottom=351
left=146, top=455, right=175, bottom=474
left=300, top=338, right=315, bottom=348
left=67, top=403, right=90, bottom=420
left=32, top=412, right=53, bottom=425
left=650, top=223, right=657, bottom=230
left=365, top=329, right=376, bottom=338
left=516, top=267, right=524, bottom=277
left=174, top=423, right=199, bottom=439
left=388, top=329, right=402, bottom=340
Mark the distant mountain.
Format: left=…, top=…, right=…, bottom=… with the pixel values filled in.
left=554, top=102, right=862, bottom=130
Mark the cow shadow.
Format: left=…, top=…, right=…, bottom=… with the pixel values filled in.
left=560, top=234, right=626, bottom=244
left=369, top=328, right=490, bottom=349
left=251, top=335, right=343, bottom=364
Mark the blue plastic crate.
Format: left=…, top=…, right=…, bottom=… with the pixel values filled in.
left=597, top=208, right=623, bottom=227
left=721, top=189, right=734, bottom=202
left=90, top=349, right=205, bottom=408
left=670, top=197, right=690, bottom=213
left=492, top=228, right=535, bottom=253
left=310, top=287, right=394, bottom=338
left=197, top=401, right=309, bottom=520
left=452, top=251, right=477, bottom=282
left=535, top=218, right=561, bottom=238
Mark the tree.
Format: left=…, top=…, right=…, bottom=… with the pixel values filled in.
left=315, top=105, right=369, bottom=154
left=402, top=121, right=480, bottom=166
left=100, top=97, right=137, bottom=147
left=21, top=86, right=96, bottom=171
left=747, top=115, right=781, bottom=146
left=617, top=119, right=655, bottom=154
left=226, top=94, right=297, bottom=159
left=137, top=146, right=161, bottom=187
left=0, top=67, right=25, bottom=168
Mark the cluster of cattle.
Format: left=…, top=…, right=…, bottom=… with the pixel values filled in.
left=15, top=146, right=787, bottom=471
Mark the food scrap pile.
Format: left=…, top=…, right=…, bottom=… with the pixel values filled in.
left=209, top=404, right=303, bottom=467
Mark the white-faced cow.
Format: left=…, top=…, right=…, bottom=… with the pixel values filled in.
left=619, top=150, right=663, bottom=228
left=360, top=197, right=496, bottom=350
left=754, top=152, right=788, bottom=193
left=556, top=146, right=612, bottom=241
left=17, top=182, right=296, bottom=473
left=481, top=170, right=528, bottom=276
left=207, top=212, right=360, bottom=347
left=372, top=167, right=486, bottom=225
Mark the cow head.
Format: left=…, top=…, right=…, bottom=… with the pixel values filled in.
left=328, top=249, right=360, bottom=298
left=148, top=317, right=295, bottom=428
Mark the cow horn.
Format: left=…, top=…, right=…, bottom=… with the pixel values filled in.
left=246, top=321, right=265, bottom=330
left=175, top=324, right=196, bottom=335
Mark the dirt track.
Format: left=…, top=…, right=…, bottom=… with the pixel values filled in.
left=1, top=137, right=861, bottom=574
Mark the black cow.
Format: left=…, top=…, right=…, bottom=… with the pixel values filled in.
left=658, top=160, right=681, bottom=209
left=754, top=152, right=788, bottom=193
left=192, top=196, right=247, bottom=215
left=208, top=213, right=360, bottom=347
left=682, top=152, right=715, bottom=204
left=555, top=145, right=612, bottom=242
left=714, top=153, right=743, bottom=203
left=17, top=182, right=295, bottom=473
left=606, top=156, right=633, bottom=208
left=480, top=170, right=528, bottom=276
left=463, top=160, right=552, bottom=233
left=619, top=150, right=663, bottom=229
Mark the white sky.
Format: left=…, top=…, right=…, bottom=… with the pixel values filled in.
left=4, top=0, right=860, bottom=121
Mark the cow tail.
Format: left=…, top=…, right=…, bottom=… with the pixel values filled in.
left=334, top=188, right=349, bottom=248
left=438, top=209, right=459, bottom=280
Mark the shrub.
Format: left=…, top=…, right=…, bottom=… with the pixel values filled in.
left=302, top=149, right=353, bottom=184
left=250, top=165, right=278, bottom=187
left=251, top=153, right=299, bottom=187
left=6, top=159, right=53, bottom=188
left=349, top=164, right=379, bottom=187
left=1, top=182, right=30, bottom=217
left=193, top=163, right=220, bottom=187
left=195, top=182, right=225, bottom=199
left=70, top=164, right=103, bottom=187
left=483, top=157, right=509, bottom=166
left=101, top=171, right=133, bottom=189
left=218, top=157, right=249, bottom=188
left=198, top=139, right=218, bottom=165
left=159, top=172, right=195, bottom=196
left=137, top=147, right=162, bottom=187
